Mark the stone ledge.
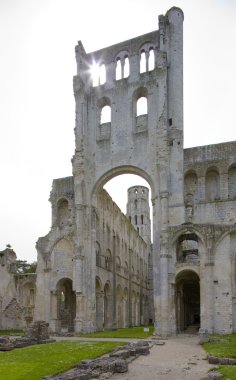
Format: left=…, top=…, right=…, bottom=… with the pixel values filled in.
left=208, top=355, right=236, bottom=365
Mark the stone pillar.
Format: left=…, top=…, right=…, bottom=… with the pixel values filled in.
left=49, top=290, right=59, bottom=333
left=96, top=291, right=104, bottom=330
left=201, top=262, right=214, bottom=333
left=74, top=292, right=85, bottom=332
left=113, top=234, right=117, bottom=329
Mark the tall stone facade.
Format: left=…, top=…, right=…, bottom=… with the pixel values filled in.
left=1, top=7, right=236, bottom=336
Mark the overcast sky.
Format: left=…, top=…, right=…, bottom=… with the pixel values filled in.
left=0, top=0, right=236, bottom=262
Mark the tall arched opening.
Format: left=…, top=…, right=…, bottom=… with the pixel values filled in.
left=94, top=170, right=154, bottom=329
left=175, top=270, right=200, bottom=333
left=56, top=278, right=76, bottom=332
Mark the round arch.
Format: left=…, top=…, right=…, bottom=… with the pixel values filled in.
left=91, top=165, right=156, bottom=203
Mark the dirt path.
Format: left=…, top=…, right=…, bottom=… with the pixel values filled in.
left=111, top=335, right=215, bottom=380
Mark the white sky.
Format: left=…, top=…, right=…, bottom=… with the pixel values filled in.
left=0, top=0, right=236, bottom=262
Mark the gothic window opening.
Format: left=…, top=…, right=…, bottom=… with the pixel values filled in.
left=228, top=165, right=236, bottom=199
left=205, top=169, right=220, bottom=201
left=116, top=58, right=122, bottom=80
left=100, top=105, right=111, bottom=124
left=99, top=64, right=106, bottom=85
left=96, top=242, right=101, bottom=267
left=124, top=56, right=130, bottom=78
left=92, top=63, right=106, bottom=86
left=140, top=50, right=146, bottom=73
left=57, top=198, right=69, bottom=228
left=148, top=48, right=155, bottom=71
left=137, top=97, right=148, bottom=116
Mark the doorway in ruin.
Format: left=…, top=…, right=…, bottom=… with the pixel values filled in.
left=175, top=270, right=200, bottom=332
left=57, top=278, right=76, bottom=332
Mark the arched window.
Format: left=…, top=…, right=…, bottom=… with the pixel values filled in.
left=205, top=169, right=220, bottom=201
left=99, top=64, right=106, bottom=85
left=105, top=249, right=112, bottom=270
left=100, top=105, right=111, bottom=124
left=184, top=171, right=198, bottom=201
left=96, top=242, right=101, bottom=267
left=148, top=48, right=155, bottom=71
left=116, top=58, right=122, bottom=80
left=116, top=256, right=121, bottom=272
left=140, top=51, right=146, bottom=73
left=124, top=56, right=130, bottom=78
left=228, top=165, right=236, bottom=198
left=92, top=62, right=106, bottom=86
left=57, top=198, right=69, bottom=227
left=137, top=97, right=148, bottom=116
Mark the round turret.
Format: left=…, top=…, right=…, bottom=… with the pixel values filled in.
left=126, top=185, right=151, bottom=244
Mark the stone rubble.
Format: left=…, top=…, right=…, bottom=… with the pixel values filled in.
left=42, top=341, right=152, bottom=380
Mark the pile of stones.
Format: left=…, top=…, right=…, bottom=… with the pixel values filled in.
left=42, top=341, right=151, bottom=380
left=0, top=321, right=54, bottom=351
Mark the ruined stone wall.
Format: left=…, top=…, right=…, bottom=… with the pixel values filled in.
left=184, top=141, right=236, bottom=224
left=0, top=248, right=36, bottom=329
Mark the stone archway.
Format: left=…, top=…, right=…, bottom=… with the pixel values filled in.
left=57, top=278, right=76, bottom=332
left=175, top=270, right=200, bottom=332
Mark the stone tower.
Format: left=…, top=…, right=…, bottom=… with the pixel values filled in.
left=72, top=6, right=184, bottom=335
left=35, top=7, right=185, bottom=336
left=126, top=186, right=151, bottom=245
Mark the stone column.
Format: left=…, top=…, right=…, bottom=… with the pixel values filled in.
left=49, top=290, right=59, bottom=333
left=74, top=292, right=85, bottom=332
left=112, top=234, right=117, bottom=329
left=96, top=291, right=104, bottom=330
left=201, top=261, right=214, bottom=333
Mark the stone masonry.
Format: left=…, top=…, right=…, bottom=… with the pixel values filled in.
left=1, top=7, right=236, bottom=337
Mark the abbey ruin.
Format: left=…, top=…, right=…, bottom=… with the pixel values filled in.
left=1, top=7, right=236, bottom=336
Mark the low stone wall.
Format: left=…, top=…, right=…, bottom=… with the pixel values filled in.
left=208, top=356, right=236, bottom=365
left=42, top=341, right=151, bottom=380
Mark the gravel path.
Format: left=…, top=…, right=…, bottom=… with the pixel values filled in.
left=110, top=335, right=216, bottom=380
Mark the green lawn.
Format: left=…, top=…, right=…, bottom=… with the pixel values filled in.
left=0, top=340, right=126, bottom=380
left=78, top=325, right=154, bottom=339
left=217, top=366, right=236, bottom=380
left=203, top=341, right=236, bottom=358
left=203, top=338, right=236, bottom=379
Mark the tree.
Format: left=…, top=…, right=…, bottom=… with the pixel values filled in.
left=16, top=260, right=37, bottom=274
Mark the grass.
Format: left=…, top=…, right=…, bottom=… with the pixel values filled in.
left=0, top=340, right=126, bottom=380
left=204, top=337, right=236, bottom=379
left=78, top=325, right=154, bottom=339
left=0, top=330, right=23, bottom=336
left=203, top=341, right=236, bottom=358
left=217, top=366, right=236, bottom=380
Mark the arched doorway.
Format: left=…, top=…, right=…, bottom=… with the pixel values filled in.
left=175, top=270, right=200, bottom=333
left=57, top=278, right=76, bottom=332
